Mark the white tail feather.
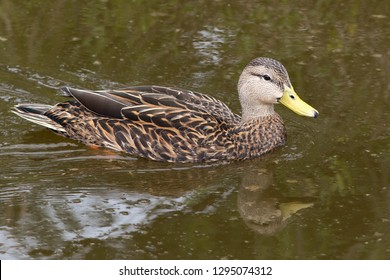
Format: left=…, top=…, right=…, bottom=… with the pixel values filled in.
left=12, top=104, right=66, bottom=132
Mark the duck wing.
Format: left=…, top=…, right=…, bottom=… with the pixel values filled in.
left=57, top=86, right=239, bottom=162
left=62, top=86, right=241, bottom=124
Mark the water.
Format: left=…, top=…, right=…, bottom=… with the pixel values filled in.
left=0, top=0, right=389, bottom=259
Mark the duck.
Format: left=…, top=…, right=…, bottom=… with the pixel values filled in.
left=12, top=57, right=318, bottom=163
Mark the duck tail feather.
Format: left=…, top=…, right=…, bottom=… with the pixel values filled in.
left=12, top=104, right=66, bottom=132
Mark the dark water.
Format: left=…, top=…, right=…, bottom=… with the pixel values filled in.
left=0, top=0, right=389, bottom=259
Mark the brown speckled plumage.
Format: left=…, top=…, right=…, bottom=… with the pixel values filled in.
left=12, top=57, right=315, bottom=163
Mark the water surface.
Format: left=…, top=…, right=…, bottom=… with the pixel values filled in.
left=0, top=0, right=389, bottom=259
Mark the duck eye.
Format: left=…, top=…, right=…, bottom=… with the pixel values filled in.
left=251, top=73, right=272, bottom=81
left=263, top=75, right=271, bottom=81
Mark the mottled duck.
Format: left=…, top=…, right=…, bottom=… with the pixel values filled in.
left=12, top=57, right=319, bottom=163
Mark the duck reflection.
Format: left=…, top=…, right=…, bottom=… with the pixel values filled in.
left=238, top=167, right=314, bottom=235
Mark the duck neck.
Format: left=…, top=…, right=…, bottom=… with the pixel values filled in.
left=240, top=104, right=275, bottom=123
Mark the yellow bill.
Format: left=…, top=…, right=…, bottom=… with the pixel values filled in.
left=280, top=85, right=319, bottom=118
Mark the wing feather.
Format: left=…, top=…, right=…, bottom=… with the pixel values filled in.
left=51, top=85, right=239, bottom=162
left=64, top=85, right=240, bottom=123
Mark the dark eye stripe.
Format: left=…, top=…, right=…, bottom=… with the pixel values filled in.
left=250, top=72, right=272, bottom=81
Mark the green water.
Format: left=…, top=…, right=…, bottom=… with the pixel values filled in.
left=0, top=0, right=389, bottom=259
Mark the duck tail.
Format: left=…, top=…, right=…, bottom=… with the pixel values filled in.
left=12, top=104, right=66, bottom=132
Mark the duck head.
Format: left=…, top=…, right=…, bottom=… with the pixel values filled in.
left=238, top=57, right=319, bottom=121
